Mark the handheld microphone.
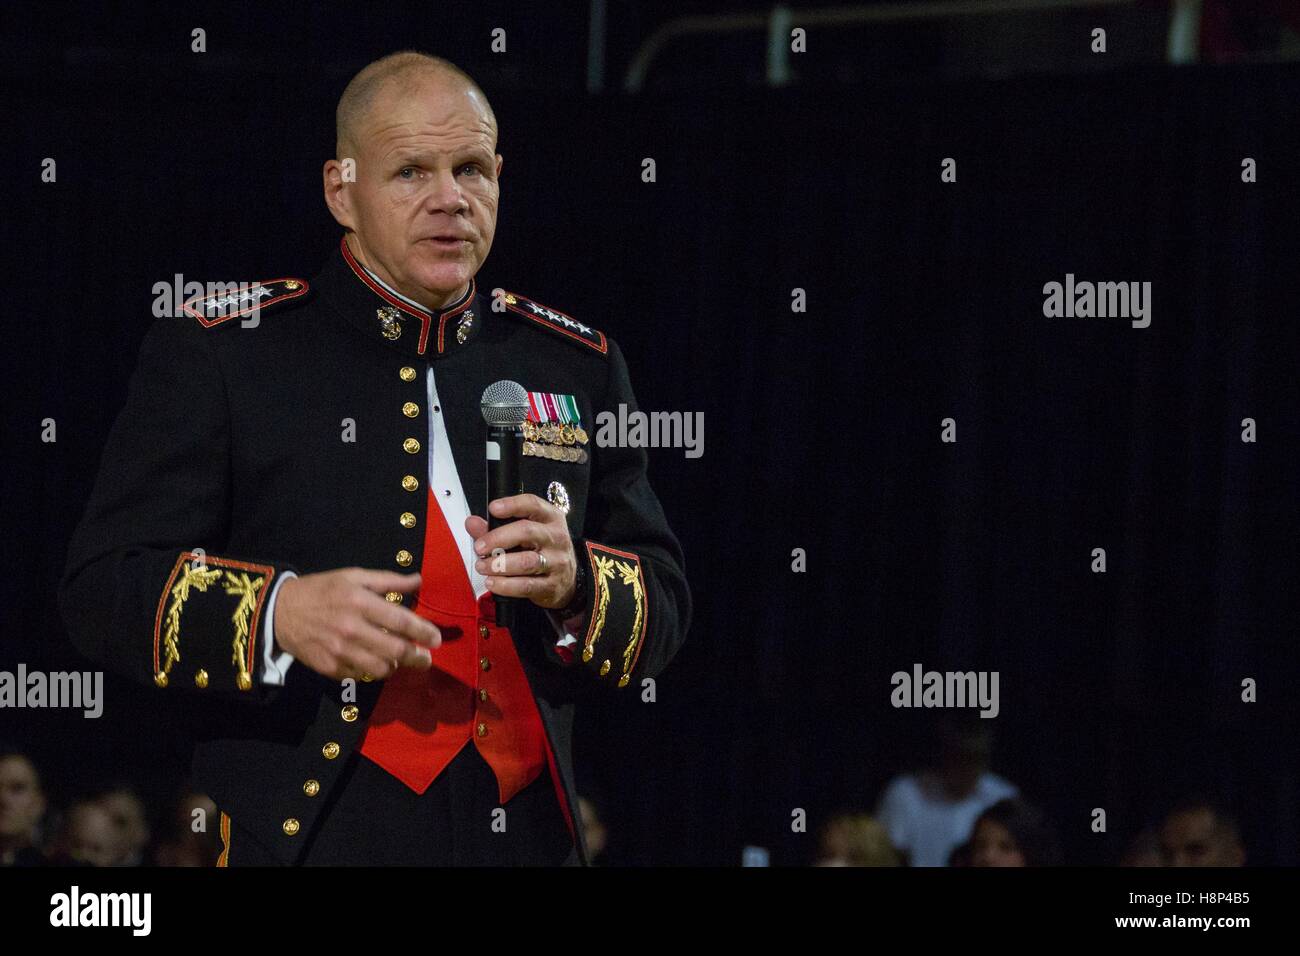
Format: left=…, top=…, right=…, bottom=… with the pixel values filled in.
left=480, top=380, right=529, bottom=627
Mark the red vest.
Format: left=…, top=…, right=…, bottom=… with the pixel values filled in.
left=359, top=489, right=574, bottom=839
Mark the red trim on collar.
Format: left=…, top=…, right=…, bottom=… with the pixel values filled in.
left=338, top=237, right=476, bottom=356
left=436, top=283, right=476, bottom=354
left=340, top=237, right=431, bottom=354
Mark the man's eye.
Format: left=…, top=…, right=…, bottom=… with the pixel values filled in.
left=458, top=163, right=481, bottom=176
left=399, top=167, right=416, bottom=179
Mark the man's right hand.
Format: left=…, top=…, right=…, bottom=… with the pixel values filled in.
left=273, top=569, right=440, bottom=681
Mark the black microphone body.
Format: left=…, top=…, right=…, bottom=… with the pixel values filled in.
left=485, top=421, right=524, bottom=532
left=481, top=382, right=530, bottom=629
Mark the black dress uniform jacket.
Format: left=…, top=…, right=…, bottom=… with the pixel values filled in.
left=59, top=240, right=691, bottom=865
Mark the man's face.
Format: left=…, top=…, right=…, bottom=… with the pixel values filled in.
left=1160, top=809, right=1245, bottom=866
left=0, top=756, right=45, bottom=841
left=328, top=75, right=501, bottom=307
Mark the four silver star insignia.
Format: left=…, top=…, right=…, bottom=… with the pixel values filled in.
left=525, top=300, right=594, bottom=336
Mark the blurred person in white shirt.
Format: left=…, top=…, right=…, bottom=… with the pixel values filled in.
left=875, top=714, right=1017, bottom=867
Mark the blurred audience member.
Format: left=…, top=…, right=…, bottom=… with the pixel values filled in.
left=578, top=794, right=608, bottom=865
left=969, top=797, right=1061, bottom=867
left=1160, top=795, right=1245, bottom=867
left=815, top=813, right=901, bottom=866
left=98, top=785, right=151, bottom=866
left=1200, top=0, right=1300, bottom=64
left=876, top=715, right=1017, bottom=866
left=56, top=799, right=118, bottom=867
left=0, top=746, right=49, bottom=866
left=1119, top=828, right=1163, bottom=867
left=153, top=789, right=220, bottom=867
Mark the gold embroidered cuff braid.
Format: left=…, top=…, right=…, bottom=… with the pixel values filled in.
left=152, top=552, right=275, bottom=692
left=577, top=542, right=648, bottom=687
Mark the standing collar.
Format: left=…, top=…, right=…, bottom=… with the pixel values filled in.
left=317, top=235, right=482, bottom=359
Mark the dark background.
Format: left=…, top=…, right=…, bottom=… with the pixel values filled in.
left=2, top=1, right=1297, bottom=864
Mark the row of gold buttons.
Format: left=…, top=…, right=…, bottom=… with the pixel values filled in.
left=476, top=621, right=492, bottom=736
left=398, top=366, right=422, bottom=570
left=478, top=621, right=491, bottom=720
left=283, top=733, right=347, bottom=837
left=284, top=367, right=430, bottom=838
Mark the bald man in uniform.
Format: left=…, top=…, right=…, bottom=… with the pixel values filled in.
left=61, top=51, right=690, bottom=866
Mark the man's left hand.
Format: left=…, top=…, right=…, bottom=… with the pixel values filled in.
left=466, top=494, right=577, bottom=609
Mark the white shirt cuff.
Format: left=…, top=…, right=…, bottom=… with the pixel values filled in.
left=260, top=571, right=297, bottom=686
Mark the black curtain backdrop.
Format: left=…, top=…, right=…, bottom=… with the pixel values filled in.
left=4, top=37, right=1297, bottom=865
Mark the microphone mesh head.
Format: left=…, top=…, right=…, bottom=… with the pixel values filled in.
left=480, top=380, right=529, bottom=426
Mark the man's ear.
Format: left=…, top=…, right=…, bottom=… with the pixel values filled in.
left=495, top=154, right=503, bottom=178
left=323, top=159, right=356, bottom=230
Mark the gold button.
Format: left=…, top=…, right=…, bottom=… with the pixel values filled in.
left=284, top=280, right=301, bottom=290
left=403, top=402, right=420, bottom=418
left=618, top=674, right=631, bottom=688
left=194, top=669, right=209, bottom=689
left=303, top=779, right=320, bottom=797
left=478, top=624, right=490, bottom=640
left=341, top=705, right=359, bottom=722
left=283, top=818, right=300, bottom=836
left=395, top=550, right=413, bottom=567
left=385, top=591, right=403, bottom=603
left=599, top=660, right=611, bottom=676
left=403, top=438, right=421, bottom=454
left=360, top=672, right=374, bottom=683
left=480, top=657, right=491, bottom=672
left=322, top=742, right=340, bottom=760
left=476, top=722, right=488, bottom=737
left=399, top=512, right=417, bottom=529
left=399, top=366, right=417, bottom=382
left=154, top=671, right=168, bottom=688
left=479, top=688, right=489, bottom=702
left=402, top=475, right=419, bottom=492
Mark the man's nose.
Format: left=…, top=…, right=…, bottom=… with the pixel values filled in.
left=423, top=170, right=468, bottom=212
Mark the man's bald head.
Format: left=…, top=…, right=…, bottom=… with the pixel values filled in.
left=335, top=51, right=496, bottom=159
